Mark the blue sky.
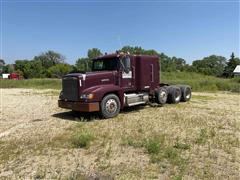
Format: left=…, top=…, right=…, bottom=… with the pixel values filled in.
left=1, top=0, right=239, bottom=64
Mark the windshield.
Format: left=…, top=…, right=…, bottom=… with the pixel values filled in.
left=92, top=58, right=118, bottom=71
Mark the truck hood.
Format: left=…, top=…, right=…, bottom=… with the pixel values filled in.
left=84, top=71, right=115, bottom=86
left=64, top=71, right=116, bottom=92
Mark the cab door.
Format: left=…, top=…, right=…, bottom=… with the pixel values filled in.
left=120, top=56, right=134, bottom=90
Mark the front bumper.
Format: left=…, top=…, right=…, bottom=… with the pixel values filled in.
left=58, top=100, right=100, bottom=112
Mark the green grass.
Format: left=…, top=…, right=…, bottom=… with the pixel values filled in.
left=195, top=129, right=209, bottom=145
left=143, top=135, right=166, bottom=154
left=173, top=138, right=190, bottom=150
left=0, top=78, right=61, bottom=89
left=122, top=137, right=141, bottom=147
left=144, top=138, right=161, bottom=154
left=0, top=140, right=20, bottom=164
left=122, top=135, right=188, bottom=177
left=1, top=72, right=239, bottom=92
left=161, top=71, right=240, bottom=92
left=71, top=130, right=95, bottom=148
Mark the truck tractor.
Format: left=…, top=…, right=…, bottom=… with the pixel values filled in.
left=58, top=52, right=191, bottom=118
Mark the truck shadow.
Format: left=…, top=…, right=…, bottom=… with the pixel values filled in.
left=52, top=111, right=100, bottom=122
left=52, top=105, right=145, bottom=122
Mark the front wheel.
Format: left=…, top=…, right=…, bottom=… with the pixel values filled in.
left=100, top=94, right=120, bottom=119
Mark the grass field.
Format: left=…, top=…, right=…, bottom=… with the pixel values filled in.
left=0, top=89, right=239, bottom=179
left=0, top=72, right=240, bottom=92
left=0, top=78, right=61, bottom=90
left=161, top=72, right=240, bottom=92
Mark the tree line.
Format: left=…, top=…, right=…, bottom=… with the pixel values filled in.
left=0, top=46, right=239, bottom=79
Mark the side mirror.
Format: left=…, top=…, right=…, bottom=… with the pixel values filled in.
left=120, top=56, right=131, bottom=73
left=124, top=67, right=130, bottom=74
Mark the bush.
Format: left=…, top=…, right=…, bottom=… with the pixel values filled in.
left=144, top=139, right=161, bottom=154
left=71, top=131, right=94, bottom=148
left=47, top=64, right=73, bottom=78
left=143, top=135, right=165, bottom=154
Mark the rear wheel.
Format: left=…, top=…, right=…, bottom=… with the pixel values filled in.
left=179, top=85, right=192, bottom=102
left=167, top=86, right=182, bottom=104
left=100, top=94, right=120, bottom=119
left=155, top=87, right=168, bottom=105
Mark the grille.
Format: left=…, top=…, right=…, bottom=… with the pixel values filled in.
left=62, top=77, right=79, bottom=101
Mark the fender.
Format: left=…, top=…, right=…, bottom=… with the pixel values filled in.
left=81, top=85, right=125, bottom=109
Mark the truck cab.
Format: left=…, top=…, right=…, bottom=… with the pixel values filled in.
left=58, top=52, right=191, bottom=118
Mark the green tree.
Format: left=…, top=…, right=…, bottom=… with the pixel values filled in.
left=2, top=64, right=14, bottom=73
left=192, top=55, right=226, bottom=76
left=159, top=53, right=176, bottom=72
left=74, top=48, right=102, bottom=72
left=15, top=59, right=45, bottom=78
left=74, top=46, right=188, bottom=73
left=120, top=46, right=185, bottom=72
left=15, top=60, right=31, bottom=78
left=223, top=53, right=240, bottom=77
left=47, top=64, right=73, bottom=78
left=15, top=60, right=29, bottom=72
left=0, top=59, right=5, bottom=67
left=75, top=58, right=90, bottom=72
left=87, top=48, right=102, bottom=59
left=0, top=59, right=5, bottom=65
left=120, top=46, right=145, bottom=54
left=144, top=49, right=159, bottom=56
left=34, top=50, right=65, bottom=69
left=0, top=59, right=5, bottom=73
left=22, top=60, right=43, bottom=78
left=172, top=57, right=186, bottom=71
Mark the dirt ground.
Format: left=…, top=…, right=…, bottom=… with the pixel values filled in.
left=0, top=88, right=239, bottom=179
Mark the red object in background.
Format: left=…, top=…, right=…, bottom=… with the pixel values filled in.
left=8, top=73, right=20, bottom=80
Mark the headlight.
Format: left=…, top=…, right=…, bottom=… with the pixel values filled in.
left=80, top=94, right=87, bottom=99
left=80, top=93, right=94, bottom=100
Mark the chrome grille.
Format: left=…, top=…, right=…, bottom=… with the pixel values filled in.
left=62, top=77, right=79, bottom=101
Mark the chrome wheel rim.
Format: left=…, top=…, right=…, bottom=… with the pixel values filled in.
left=106, top=99, right=117, bottom=114
left=175, top=90, right=181, bottom=101
left=160, top=91, right=167, bottom=101
left=186, top=89, right=191, bottom=99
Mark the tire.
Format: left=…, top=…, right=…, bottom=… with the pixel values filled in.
left=179, top=85, right=192, bottom=102
left=155, top=87, right=168, bottom=105
left=167, top=86, right=181, bottom=104
left=100, top=94, right=121, bottom=119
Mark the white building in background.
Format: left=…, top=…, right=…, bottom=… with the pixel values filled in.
left=233, top=65, right=240, bottom=76
left=2, top=73, right=10, bottom=79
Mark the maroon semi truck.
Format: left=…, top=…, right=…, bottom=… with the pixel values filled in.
left=58, top=52, right=191, bottom=118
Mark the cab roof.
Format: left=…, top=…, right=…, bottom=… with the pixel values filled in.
left=93, top=53, right=121, bottom=60
left=93, top=53, right=158, bottom=61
